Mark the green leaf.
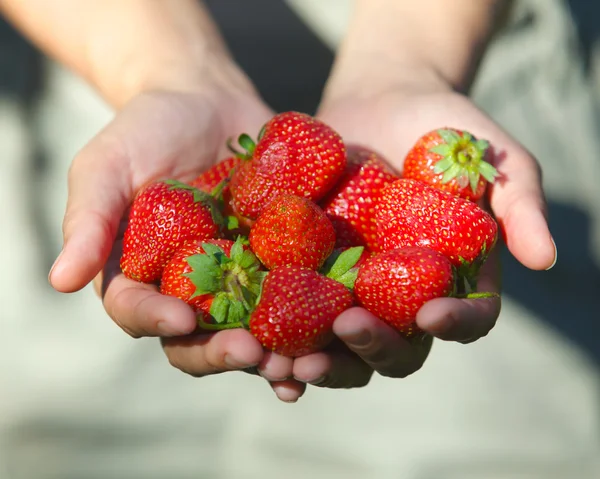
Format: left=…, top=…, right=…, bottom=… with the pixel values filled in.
left=239, top=250, right=260, bottom=270
left=432, top=156, right=455, bottom=173
left=200, top=243, right=228, bottom=264
left=475, top=139, right=490, bottom=152
left=429, top=144, right=452, bottom=157
left=191, top=189, right=214, bottom=204
left=209, top=177, right=231, bottom=200
left=248, top=271, right=268, bottom=296
left=209, top=295, right=230, bottom=324
left=164, top=179, right=212, bottom=203
left=186, top=252, right=218, bottom=273
left=164, top=178, right=194, bottom=190
left=468, top=169, right=480, bottom=193
left=335, top=270, right=359, bottom=290
left=238, top=133, right=256, bottom=156
left=227, top=215, right=239, bottom=230
left=185, top=254, right=222, bottom=296
left=227, top=299, right=247, bottom=324
left=441, top=162, right=463, bottom=183
left=326, top=246, right=364, bottom=281
left=437, top=129, right=461, bottom=145
left=229, top=239, right=245, bottom=264
left=479, top=161, right=499, bottom=183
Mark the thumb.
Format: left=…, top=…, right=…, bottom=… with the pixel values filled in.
left=49, top=139, right=132, bottom=293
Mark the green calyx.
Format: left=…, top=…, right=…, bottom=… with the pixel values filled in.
left=320, top=246, right=365, bottom=290
left=227, top=133, right=257, bottom=161
left=454, top=291, right=500, bottom=300
left=184, top=237, right=266, bottom=329
left=430, top=129, right=498, bottom=193
left=454, top=240, right=496, bottom=294
left=163, top=179, right=226, bottom=228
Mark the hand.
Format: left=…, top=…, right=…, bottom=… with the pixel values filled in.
left=48, top=78, right=305, bottom=387
left=280, top=72, right=556, bottom=396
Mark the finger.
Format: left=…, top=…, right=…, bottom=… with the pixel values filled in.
left=417, top=249, right=501, bottom=342
left=256, top=351, right=294, bottom=382
left=93, top=232, right=197, bottom=337
left=49, top=134, right=132, bottom=293
left=333, top=307, right=431, bottom=378
left=473, top=125, right=556, bottom=270
left=103, top=274, right=198, bottom=337
left=161, top=329, right=264, bottom=377
left=270, top=379, right=307, bottom=403
left=416, top=296, right=501, bottom=343
left=48, top=92, right=225, bottom=294
left=292, top=346, right=373, bottom=389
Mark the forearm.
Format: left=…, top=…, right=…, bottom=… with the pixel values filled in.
left=327, top=0, right=510, bottom=96
left=0, top=0, right=253, bottom=107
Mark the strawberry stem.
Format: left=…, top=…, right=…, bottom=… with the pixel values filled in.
left=197, top=318, right=244, bottom=330
left=226, top=133, right=256, bottom=161
left=454, top=291, right=500, bottom=300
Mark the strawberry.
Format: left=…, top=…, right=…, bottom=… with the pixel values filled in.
left=320, top=145, right=399, bottom=251
left=402, top=128, right=498, bottom=201
left=354, top=247, right=455, bottom=338
left=120, top=179, right=223, bottom=283
left=249, top=194, right=336, bottom=270
left=376, top=179, right=498, bottom=290
left=189, top=156, right=240, bottom=194
left=160, top=237, right=265, bottom=328
left=248, top=265, right=355, bottom=357
left=229, top=111, right=347, bottom=221
left=188, top=156, right=253, bottom=238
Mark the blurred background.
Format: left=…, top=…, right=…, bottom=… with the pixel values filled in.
left=1, top=0, right=599, bottom=478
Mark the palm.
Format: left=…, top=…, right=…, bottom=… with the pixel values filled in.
left=51, top=88, right=273, bottom=333
left=318, top=88, right=554, bottom=273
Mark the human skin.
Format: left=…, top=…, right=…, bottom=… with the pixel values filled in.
left=1, top=0, right=555, bottom=402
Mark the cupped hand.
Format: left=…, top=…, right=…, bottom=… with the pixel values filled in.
left=47, top=83, right=313, bottom=396
left=283, top=76, right=557, bottom=395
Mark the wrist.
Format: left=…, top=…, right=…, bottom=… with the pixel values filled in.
left=100, top=49, right=259, bottom=109
left=320, top=54, right=452, bottom=112
left=325, top=0, right=509, bottom=99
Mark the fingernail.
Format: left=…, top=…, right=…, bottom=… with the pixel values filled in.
left=546, top=237, right=558, bottom=270
left=225, top=354, right=256, bottom=369
left=344, top=329, right=372, bottom=348
left=48, top=249, right=64, bottom=282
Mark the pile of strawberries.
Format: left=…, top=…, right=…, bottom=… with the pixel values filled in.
left=120, top=112, right=499, bottom=357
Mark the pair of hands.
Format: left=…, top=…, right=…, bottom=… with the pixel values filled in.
left=48, top=64, right=556, bottom=403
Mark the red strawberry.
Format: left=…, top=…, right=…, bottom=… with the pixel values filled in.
left=376, top=179, right=497, bottom=289
left=160, top=237, right=265, bottom=328
left=248, top=265, right=354, bottom=357
left=249, top=194, right=336, bottom=270
left=120, top=180, right=223, bottom=283
left=355, top=247, right=455, bottom=338
left=229, top=111, right=347, bottom=220
left=402, top=128, right=498, bottom=201
left=320, top=145, right=399, bottom=250
left=189, top=156, right=240, bottom=193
